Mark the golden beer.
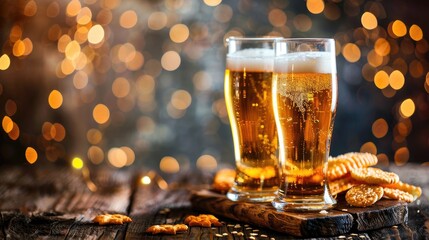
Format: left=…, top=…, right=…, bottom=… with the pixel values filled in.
left=273, top=72, right=334, bottom=196
left=272, top=42, right=337, bottom=211
left=224, top=43, right=281, bottom=202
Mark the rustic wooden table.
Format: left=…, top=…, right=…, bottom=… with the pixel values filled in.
left=0, top=164, right=428, bottom=239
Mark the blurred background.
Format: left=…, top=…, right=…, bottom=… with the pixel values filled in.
left=0, top=0, right=428, bottom=176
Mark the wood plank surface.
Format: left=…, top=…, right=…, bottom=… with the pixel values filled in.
left=0, top=165, right=428, bottom=239
left=0, top=166, right=133, bottom=239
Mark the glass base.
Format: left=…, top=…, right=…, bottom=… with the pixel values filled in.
left=226, top=186, right=277, bottom=202
left=272, top=192, right=336, bottom=211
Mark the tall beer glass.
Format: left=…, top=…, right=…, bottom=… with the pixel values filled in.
left=225, top=37, right=281, bottom=202
left=272, top=38, right=337, bottom=210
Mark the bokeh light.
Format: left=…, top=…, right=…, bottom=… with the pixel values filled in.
left=374, top=70, right=389, bottom=89
left=389, top=70, right=405, bottom=90
left=88, top=25, right=105, bottom=44
left=120, top=10, right=138, bottom=29
left=409, top=24, right=423, bottom=41
left=112, top=77, right=131, bottom=98
left=394, top=147, right=409, bottom=166
left=392, top=20, right=407, bottom=37
left=171, top=90, right=192, bottom=110
left=88, top=145, right=104, bottom=165
left=170, top=24, right=189, bottom=43
left=196, top=154, right=218, bottom=171
left=160, top=156, right=180, bottom=173
left=360, top=142, right=377, bottom=155
left=374, top=38, right=390, bottom=56
left=268, top=9, right=287, bottom=27
left=0, top=54, right=11, bottom=70
left=148, top=12, right=167, bottom=30
left=399, top=98, right=415, bottom=118
left=0, top=0, right=428, bottom=173
left=306, top=0, right=324, bottom=14
left=361, top=12, right=377, bottom=30
left=48, top=90, right=63, bottom=109
left=204, top=0, right=222, bottom=7
left=107, top=147, right=127, bottom=168
left=141, top=175, right=151, bottom=185
left=161, top=51, right=181, bottom=71
left=93, top=104, right=110, bottom=124
left=25, top=147, right=38, bottom=164
left=66, top=0, right=81, bottom=17
left=342, top=43, right=361, bottom=63
left=72, top=157, right=84, bottom=169
left=372, top=118, right=388, bottom=139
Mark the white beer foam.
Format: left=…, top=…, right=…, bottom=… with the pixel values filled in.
left=227, top=48, right=274, bottom=72
left=274, top=51, right=336, bottom=74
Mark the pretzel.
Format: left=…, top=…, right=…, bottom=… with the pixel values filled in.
left=146, top=224, right=188, bottom=235
left=184, top=214, right=222, bottom=227
left=93, top=214, right=132, bottom=225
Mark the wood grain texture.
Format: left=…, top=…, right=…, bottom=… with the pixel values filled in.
left=0, top=167, right=132, bottom=214
left=0, top=165, right=427, bottom=239
left=335, top=195, right=408, bottom=231
left=190, top=190, right=409, bottom=237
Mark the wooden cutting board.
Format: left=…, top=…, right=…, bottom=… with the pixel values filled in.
left=190, top=190, right=408, bottom=237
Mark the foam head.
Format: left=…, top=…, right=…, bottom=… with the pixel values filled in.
left=226, top=48, right=274, bottom=72
left=274, top=51, right=336, bottom=74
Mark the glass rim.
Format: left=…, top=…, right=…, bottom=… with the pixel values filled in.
left=276, top=37, right=335, bottom=42
left=226, top=36, right=283, bottom=43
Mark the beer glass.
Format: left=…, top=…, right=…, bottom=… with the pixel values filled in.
left=272, top=38, right=337, bottom=210
left=224, top=37, right=281, bottom=202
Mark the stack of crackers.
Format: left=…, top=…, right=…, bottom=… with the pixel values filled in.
left=328, top=152, right=421, bottom=207
left=212, top=152, right=422, bottom=207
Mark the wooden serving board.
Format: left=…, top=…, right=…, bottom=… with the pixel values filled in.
left=190, top=190, right=408, bottom=237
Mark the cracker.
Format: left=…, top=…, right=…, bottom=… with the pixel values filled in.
left=351, top=167, right=399, bottom=185
left=93, top=214, right=132, bottom=225
left=327, top=158, right=350, bottom=180
left=327, top=152, right=378, bottom=180
left=146, top=224, right=188, bottom=235
left=345, top=184, right=384, bottom=207
left=346, top=152, right=378, bottom=168
left=382, top=181, right=422, bottom=201
left=329, top=175, right=360, bottom=196
left=383, top=187, right=414, bottom=203
left=184, top=214, right=222, bottom=227
left=212, top=168, right=235, bottom=193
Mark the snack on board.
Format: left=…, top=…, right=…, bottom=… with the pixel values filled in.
left=146, top=224, right=188, bottom=235
left=327, top=152, right=378, bottom=180
left=212, top=168, right=236, bottom=193
left=93, top=213, right=132, bottom=225
left=382, top=181, right=422, bottom=200
left=184, top=214, right=223, bottom=227
left=345, top=184, right=384, bottom=207
left=351, top=167, right=399, bottom=185
left=383, top=187, right=414, bottom=203
left=328, top=175, right=360, bottom=196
